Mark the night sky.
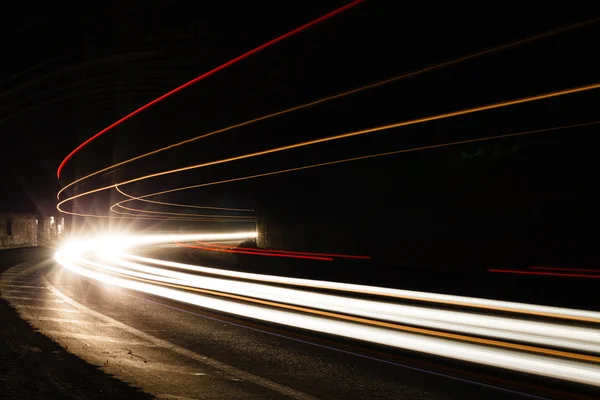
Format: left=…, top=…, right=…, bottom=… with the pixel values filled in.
left=1, top=2, right=598, bottom=223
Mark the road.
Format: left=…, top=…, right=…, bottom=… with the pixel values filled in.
left=1, top=238, right=599, bottom=400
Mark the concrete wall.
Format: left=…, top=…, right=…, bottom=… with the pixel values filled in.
left=0, top=213, right=38, bottom=249
left=0, top=213, right=66, bottom=250
left=38, top=216, right=65, bottom=245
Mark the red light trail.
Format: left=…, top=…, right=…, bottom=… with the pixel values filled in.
left=196, top=241, right=370, bottom=259
left=56, top=0, right=365, bottom=179
left=177, top=242, right=333, bottom=261
left=529, top=266, right=600, bottom=273
left=488, top=269, right=600, bottom=279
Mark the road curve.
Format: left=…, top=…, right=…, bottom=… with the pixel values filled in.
left=1, top=241, right=599, bottom=399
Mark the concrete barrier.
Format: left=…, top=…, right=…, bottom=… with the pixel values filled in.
left=0, top=212, right=65, bottom=250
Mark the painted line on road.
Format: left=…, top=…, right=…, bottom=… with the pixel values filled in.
left=136, top=293, right=556, bottom=400
left=97, top=265, right=600, bottom=364
left=22, top=316, right=112, bottom=325
left=3, top=296, right=64, bottom=303
left=0, top=289, right=50, bottom=294
left=156, top=395, right=201, bottom=400
left=113, top=358, right=208, bottom=376
left=2, top=278, right=35, bottom=282
left=43, top=330, right=158, bottom=346
left=2, top=281, right=38, bottom=286
left=1, top=285, right=47, bottom=289
left=44, top=278, right=318, bottom=400
left=15, top=305, right=80, bottom=313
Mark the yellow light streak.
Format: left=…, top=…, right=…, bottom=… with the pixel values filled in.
left=112, top=120, right=600, bottom=213
left=57, top=83, right=600, bottom=218
left=112, top=203, right=255, bottom=219
left=57, top=17, right=599, bottom=199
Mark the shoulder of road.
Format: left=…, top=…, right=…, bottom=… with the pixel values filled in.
left=0, top=247, right=152, bottom=400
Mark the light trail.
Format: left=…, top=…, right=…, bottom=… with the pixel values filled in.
left=56, top=0, right=365, bottom=179
left=110, top=185, right=254, bottom=220
left=65, top=254, right=600, bottom=361
left=112, top=203, right=255, bottom=220
left=54, top=233, right=600, bottom=387
left=530, top=266, right=600, bottom=273
left=56, top=17, right=600, bottom=199
left=107, top=203, right=254, bottom=222
left=117, top=197, right=253, bottom=213
left=194, top=241, right=371, bottom=259
left=180, top=242, right=333, bottom=261
left=489, top=269, right=600, bottom=279
left=109, top=120, right=600, bottom=219
left=115, top=184, right=253, bottom=212
left=57, top=232, right=257, bottom=258
left=61, top=211, right=240, bottom=222
left=121, top=252, right=600, bottom=323
left=56, top=84, right=600, bottom=218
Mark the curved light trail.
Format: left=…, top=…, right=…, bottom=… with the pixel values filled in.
left=530, top=267, right=600, bottom=273
left=54, top=234, right=600, bottom=387
left=182, top=242, right=334, bottom=261
left=193, top=241, right=371, bottom=260
left=121, top=252, right=600, bottom=323
left=56, top=0, right=365, bottom=179
left=58, top=117, right=600, bottom=220
left=56, top=83, right=600, bottom=217
left=489, top=269, right=600, bottom=279
left=56, top=16, right=600, bottom=199
left=110, top=120, right=600, bottom=214
left=108, top=208, right=252, bottom=223
left=111, top=184, right=254, bottom=221
left=111, top=203, right=255, bottom=220
left=48, top=12, right=600, bottom=392
left=116, top=184, right=254, bottom=212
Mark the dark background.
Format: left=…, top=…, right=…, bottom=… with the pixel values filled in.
left=1, top=2, right=599, bottom=267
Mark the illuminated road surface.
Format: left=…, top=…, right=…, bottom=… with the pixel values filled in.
left=1, top=233, right=599, bottom=399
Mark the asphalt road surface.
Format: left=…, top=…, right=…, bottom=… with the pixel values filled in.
left=1, top=244, right=598, bottom=400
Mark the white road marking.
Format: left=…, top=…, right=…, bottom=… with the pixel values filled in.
left=3, top=296, right=64, bottom=303
left=1, top=285, right=46, bottom=289
left=0, top=289, right=46, bottom=294
left=2, top=279, right=35, bottom=283
left=114, top=358, right=207, bottom=376
left=45, top=279, right=317, bottom=400
left=42, top=330, right=157, bottom=346
left=22, top=316, right=111, bottom=325
left=15, top=305, right=79, bottom=313
left=156, top=395, right=202, bottom=400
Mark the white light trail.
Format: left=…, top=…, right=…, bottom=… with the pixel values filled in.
left=96, top=256, right=600, bottom=353
left=124, top=253, right=600, bottom=323
left=54, top=233, right=600, bottom=387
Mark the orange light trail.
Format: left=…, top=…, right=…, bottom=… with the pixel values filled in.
left=106, top=120, right=600, bottom=219
left=56, top=83, right=600, bottom=219
left=111, top=184, right=253, bottom=220
left=56, top=16, right=599, bottom=199
left=115, top=190, right=254, bottom=213
left=56, top=0, right=365, bottom=179
left=62, top=211, right=233, bottom=222
left=111, top=203, right=255, bottom=220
